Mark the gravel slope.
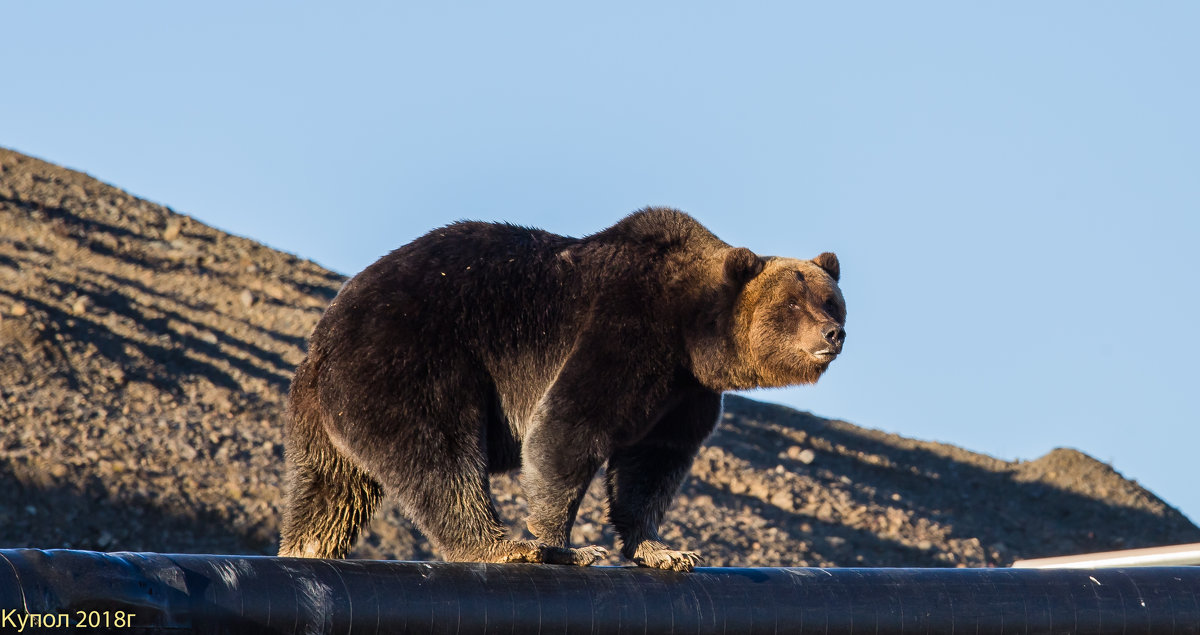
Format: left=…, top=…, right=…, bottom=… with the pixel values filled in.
left=3, top=146, right=1196, bottom=567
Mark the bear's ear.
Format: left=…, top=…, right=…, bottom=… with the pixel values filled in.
left=724, top=247, right=764, bottom=285
left=813, top=252, right=840, bottom=282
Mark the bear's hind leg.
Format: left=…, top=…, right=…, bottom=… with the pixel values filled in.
left=279, top=436, right=383, bottom=559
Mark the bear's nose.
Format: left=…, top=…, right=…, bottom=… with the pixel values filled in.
left=823, top=325, right=846, bottom=351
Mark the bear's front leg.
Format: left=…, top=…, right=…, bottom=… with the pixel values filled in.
left=519, top=422, right=609, bottom=566
left=605, top=389, right=722, bottom=572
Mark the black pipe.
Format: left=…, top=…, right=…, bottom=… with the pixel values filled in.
left=2, top=548, right=1199, bottom=634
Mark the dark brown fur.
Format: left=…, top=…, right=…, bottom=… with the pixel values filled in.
left=278, top=207, right=846, bottom=571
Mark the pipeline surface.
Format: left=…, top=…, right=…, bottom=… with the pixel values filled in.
left=2, top=548, right=1199, bottom=633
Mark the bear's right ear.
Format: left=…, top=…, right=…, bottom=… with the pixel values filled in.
left=724, top=247, right=764, bottom=285
left=813, top=252, right=840, bottom=282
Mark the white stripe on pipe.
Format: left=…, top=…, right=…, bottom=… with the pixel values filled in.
left=1012, top=542, right=1200, bottom=569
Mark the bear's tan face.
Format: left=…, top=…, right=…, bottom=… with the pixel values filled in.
left=736, top=254, right=846, bottom=388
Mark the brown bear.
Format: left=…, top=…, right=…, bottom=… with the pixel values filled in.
left=278, top=207, right=845, bottom=571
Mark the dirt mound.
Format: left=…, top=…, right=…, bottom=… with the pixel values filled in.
left=3, top=146, right=1197, bottom=566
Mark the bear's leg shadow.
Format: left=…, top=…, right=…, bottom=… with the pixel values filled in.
left=391, top=457, right=545, bottom=564
left=605, top=389, right=722, bottom=572
left=356, top=396, right=583, bottom=566
left=518, top=419, right=610, bottom=566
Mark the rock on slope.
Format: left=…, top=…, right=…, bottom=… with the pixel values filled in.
left=2, top=146, right=1197, bottom=567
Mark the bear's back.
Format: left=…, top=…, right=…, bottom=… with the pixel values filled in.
left=313, top=221, right=600, bottom=365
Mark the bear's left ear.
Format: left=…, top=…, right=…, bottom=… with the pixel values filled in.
left=724, top=247, right=764, bottom=285
left=813, top=252, right=840, bottom=282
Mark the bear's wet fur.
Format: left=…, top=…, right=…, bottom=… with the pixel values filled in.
left=279, top=207, right=846, bottom=571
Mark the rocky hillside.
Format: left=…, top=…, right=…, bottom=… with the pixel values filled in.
left=2, top=146, right=1196, bottom=567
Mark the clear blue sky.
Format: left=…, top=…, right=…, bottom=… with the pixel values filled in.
left=5, top=3, right=1198, bottom=527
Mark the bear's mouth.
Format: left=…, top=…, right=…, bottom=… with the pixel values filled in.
left=810, top=349, right=839, bottom=361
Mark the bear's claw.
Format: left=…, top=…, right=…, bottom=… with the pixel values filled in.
left=633, top=548, right=703, bottom=572
left=487, top=540, right=608, bottom=566
left=542, top=544, right=608, bottom=566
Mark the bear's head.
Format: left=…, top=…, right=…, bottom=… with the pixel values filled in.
left=693, top=248, right=846, bottom=391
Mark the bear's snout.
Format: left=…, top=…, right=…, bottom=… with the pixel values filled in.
left=820, top=323, right=846, bottom=355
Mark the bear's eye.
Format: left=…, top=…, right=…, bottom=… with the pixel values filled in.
left=788, top=301, right=801, bottom=311
left=794, top=271, right=806, bottom=283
